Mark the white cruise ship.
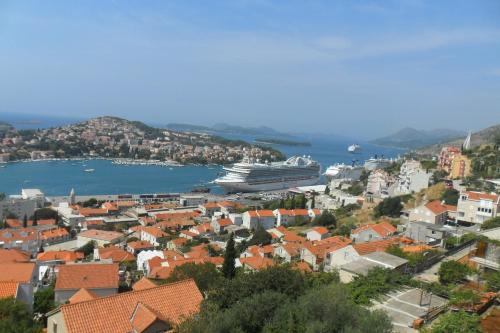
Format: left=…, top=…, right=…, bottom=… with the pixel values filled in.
left=347, top=144, right=361, bottom=153
left=324, top=163, right=363, bottom=181
left=363, top=155, right=393, bottom=171
left=214, top=155, right=321, bottom=192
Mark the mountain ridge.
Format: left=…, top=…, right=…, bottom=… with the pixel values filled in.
left=369, top=127, right=466, bottom=149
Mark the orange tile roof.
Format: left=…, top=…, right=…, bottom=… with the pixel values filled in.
left=217, top=200, right=236, bottom=208
left=130, top=302, right=166, bottom=332
left=217, top=218, right=233, bottom=227
left=293, top=261, right=312, bottom=273
left=79, top=208, right=108, bottom=217
left=128, top=241, right=154, bottom=250
left=78, top=230, right=124, bottom=242
left=203, top=202, right=220, bottom=209
left=132, top=277, right=157, bottom=291
left=59, top=279, right=202, bottom=333
left=311, top=209, right=321, bottom=215
left=102, top=202, right=118, bottom=211
left=247, top=211, right=259, bottom=218
left=180, top=230, right=198, bottom=238
left=68, top=288, right=98, bottom=304
left=352, top=221, right=396, bottom=238
left=0, top=228, right=37, bottom=242
left=5, top=218, right=56, bottom=228
left=170, top=238, right=188, bottom=247
left=280, top=243, right=301, bottom=257
left=155, top=211, right=199, bottom=221
left=402, top=245, right=434, bottom=253
left=257, top=210, right=275, bottom=217
left=311, top=227, right=329, bottom=235
left=98, top=247, right=135, bottom=263
left=239, top=256, right=274, bottom=270
left=352, top=237, right=400, bottom=255
left=37, top=251, right=84, bottom=262
left=55, top=263, right=119, bottom=290
left=142, top=227, right=167, bottom=239
left=0, top=262, right=35, bottom=283
left=40, top=227, right=69, bottom=240
left=464, top=191, right=499, bottom=202
left=0, top=282, right=19, bottom=299
left=424, top=200, right=448, bottom=215
left=293, top=209, right=309, bottom=216
left=0, top=249, right=31, bottom=263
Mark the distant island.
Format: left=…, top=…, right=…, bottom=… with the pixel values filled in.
left=255, top=138, right=311, bottom=146
left=0, top=116, right=285, bottom=165
left=166, top=122, right=293, bottom=138
left=370, top=127, right=466, bottom=149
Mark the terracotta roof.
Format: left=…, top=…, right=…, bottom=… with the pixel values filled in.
left=257, top=210, right=275, bottom=217
left=180, top=230, right=197, bottom=238
left=58, top=279, right=202, bottom=333
left=40, top=227, right=69, bottom=240
left=279, top=243, right=301, bottom=257
left=246, top=211, right=259, bottom=218
left=130, top=302, right=167, bottom=332
left=37, top=251, right=84, bottom=262
left=68, top=288, right=98, bottom=304
left=293, top=261, right=312, bottom=273
left=128, top=241, right=154, bottom=250
left=55, top=263, right=119, bottom=290
left=239, top=256, right=274, bottom=270
left=217, top=218, right=233, bottom=227
left=311, top=227, right=329, bottom=235
left=0, top=262, right=35, bottom=283
left=202, top=202, right=220, bottom=209
left=402, top=245, right=434, bottom=253
left=0, top=228, right=37, bottom=242
left=293, top=209, right=309, bottom=216
left=218, top=201, right=236, bottom=208
left=142, top=227, right=167, bottom=239
left=0, top=282, right=18, bottom=298
left=5, top=218, right=56, bottom=228
left=78, top=230, right=123, bottom=242
left=311, top=209, right=321, bottom=215
left=132, top=277, right=157, bottom=291
left=352, top=221, right=396, bottom=238
left=170, top=238, right=188, bottom=247
left=98, top=247, right=135, bottom=262
left=0, top=249, right=31, bottom=263
left=424, top=201, right=448, bottom=215
left=352, top=238, right=400, bottom=255
left=79, top=208, right=108, bottom=217
left=463, top=191, right=499, bottom=202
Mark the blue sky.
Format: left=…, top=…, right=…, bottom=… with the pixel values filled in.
left=0, top=0, right=499, bottom=139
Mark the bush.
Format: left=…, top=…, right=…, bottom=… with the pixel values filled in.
left=427, top=310, right=482, bottom=333
left=438, top=261, right=472, bottom=285
left=481, top=216, right=500, bottom=230
left=441, top=188, right=459, bottom=206
left=374, top=197, right=403, bottom=218
left=312, top=210, right=337, bottom=227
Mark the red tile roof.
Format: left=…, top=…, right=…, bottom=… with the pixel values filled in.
left=142, top=227, right=167, bottom=239
left=78, top=208, right=108, bottom=217
left=352, top=221, right=396, bottom=238
left=352, top=238, right=400, bottom=255
left=0, top=249, right=31, bottom=263
left=239, top=256, right=274, bottom=270
left=130, top=302, right=167, bottom=332
left=464, top=191, right=499, bottom=202
left=40, top=227, right=69, bottom=240
left=78, top=230, right=124, bottom=242
left=311, top=227, right=329, bottom=235
left=217, top=218, right=233, bottom=227
left=37, top=251, right=84, bottom=262
left=128, top=241, right=154, bottom=250
left=425, top=200, right=448, bottom=215
left=132, top=277, right=157, bottom=291
left=98, top=247, right=135, bottom=263
left=0, top=282, right=19, bottom=299
left=58, top=279, right=202, bottom=333
left=55, top=263, right=119, bottom=290
left=0, top=262, right=35, bottom=283
left=68, top=288, right=98, bottom=304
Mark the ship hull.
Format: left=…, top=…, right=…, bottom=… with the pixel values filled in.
left=215, top=176, right=320, bottom=193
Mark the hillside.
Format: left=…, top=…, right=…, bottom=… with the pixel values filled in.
left=0, top=121, right=13, bottom=135
left=370, top=127, right=465, bottom=149
left=0, top=116, right=285, bottom=164
left=417, top=123, right=500, bottom=155
left=166, top=122, right=292, bottom=138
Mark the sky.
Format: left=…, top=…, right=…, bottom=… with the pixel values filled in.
left=0, top=0, right=499, bottom=139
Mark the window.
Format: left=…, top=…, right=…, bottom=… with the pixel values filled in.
left=52, top=322, right=58, bottom=333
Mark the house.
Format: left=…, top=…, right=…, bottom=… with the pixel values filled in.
left=237, top=256, right=274, bottom=271
left=300, top=236, right=352, bottom=271
left=47, top=279, right=203, bottom=333
left=199, top=201, right=220, bottom=217
left=132, top=277, right=157, bottom=291
left=0, top=262, right=37, bottom=310
left=140, top=227, right=167, bottom=247
left=438, top=146, right=461, bottom=174
left=54, top=263, right=119, bottom=303
left=94, top=246, right=135, bottom=263
left=409, top=200, right=457, bottom=225
left=211, top=218, right=233, bottom=234
left=0, top=228, right=40, bottom=255
left=273, top=209, right=318, bottom=226
left=350, top=221, right=397, bottom=243
left=189, top=222, right=212, bottom=237
left=352, top=237, right=404, bottom=256
left=366, top=169, right=393, bottom=198
left=273, top=243, right=301, bottom=263
left=127, top=240, right=155, bottom=255
left=242, top=210, right=276, bottom=230
left=324, top=244, right=360, bottom=271
left=450, top=154, right=471, bottom=179
left=390, top=160, right=431, bottom=196
left=40, top=227, right=70, bottom=246
left=405, top=221, right=448, bottom=246
left=37, top=251, right=84, bottom=264
left=339, top=252, right=408, bottom=283
left=0, top=248, right=31, bottom=263
left=167, top=237, right=188, bottom=251
left=179, top=230, right=197, bottom=241
left=306, top=227, right=329, bottom=241
left=456, top=191, right=500, bottom=225
left=268, top=226, right=306, bottom=244
left=77, top=230, right=124, bottom=248
left=241, top=245, right=274, bottom=259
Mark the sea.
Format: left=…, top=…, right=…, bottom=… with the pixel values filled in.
left=0, top=115, right=404, bottom=196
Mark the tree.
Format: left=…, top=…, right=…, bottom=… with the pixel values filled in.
left=324, top=186, right=330, bottom=195
left=222, top=233, right=236, bottom=279
left=427, top=310, right=482, bottom=333
left=82, top=198, right=98, bottom=208
left=484, top=271, right=500, bottom=292
left=374, top=197, right=403, bottom=218
left=438, top=261, right=471, bottom=285
left=0, top=298, right=42, bottom=333
left=166, top=262, right=223, bottom=294
left=34, top=286, right=56, bottom=324
left=310, top=195, right=315, bottom=209
left=77, top=240, right=95, bottom=257
left=313, top=210, right=336, bottom=227
left=481, top=216, right=500, bottom=230
left=32, top=208, right=58, bottom=220
left=32, top=212, right=38, bottom=227
left=441, top=188, right=459, bottom=205
left=346, top=183, right=364, bottom=196
left=22, top=214, right=28, bottom=228
left=248, top=224, right=272, bottom=246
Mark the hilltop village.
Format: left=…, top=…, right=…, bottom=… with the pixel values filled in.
left=0, top=133, right=499, bottom=333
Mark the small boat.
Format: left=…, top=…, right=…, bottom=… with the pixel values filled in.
left=347, top=144, right=361, bottom=153
left=84, top=169, right=95, bottom=172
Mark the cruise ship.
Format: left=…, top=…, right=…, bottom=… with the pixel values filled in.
left=324, top=163, right=364, bottom=181
left=347, top=144, right=361, bottom=153
left=214, top=155, right=321, bottom=192
left=363, top=155, right=393, bottom=171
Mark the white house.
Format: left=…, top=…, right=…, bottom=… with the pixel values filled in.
left=242, top=210, right=276, bottom=230
left=306, top=227, right=330, bottom=241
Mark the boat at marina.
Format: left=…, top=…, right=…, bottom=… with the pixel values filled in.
left=347, top=144, right=361, bottom=153
left=84, top=168, right=95, bottom=172
left=214, top=155, right=321, bottom=192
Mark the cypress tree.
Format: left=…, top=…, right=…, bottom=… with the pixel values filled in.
left=32, top=212, right=38, bottom=226
left=23, top=214, right=28, bottom=228
left=222, top=233, right=236, bottom=279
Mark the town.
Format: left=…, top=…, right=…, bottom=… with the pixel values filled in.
left=0, top=117, right=284, bottom=165
left=0, top=134, right=498, bottom=333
